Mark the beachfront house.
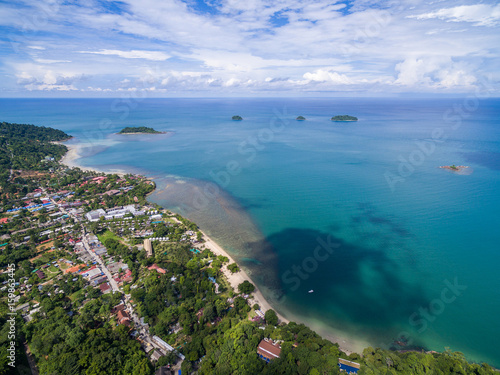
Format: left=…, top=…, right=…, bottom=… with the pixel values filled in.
left=338, top=358, right=361, bottom=374
left=257, top=338, right=281, bottom=363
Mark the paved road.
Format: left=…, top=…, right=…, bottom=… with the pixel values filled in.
left=43, top=188, right=119, bottom=292
left=41, top=188, right=184, bottom=360
left=81, top=234, right=120, bottom=292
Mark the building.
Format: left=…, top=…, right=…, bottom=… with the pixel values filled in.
left=99, top=283, right=112, bottom=294
left=150, top=350, right=163, bottom=362
left=85, top=209, right=106, bottom=222
left=148, top=264, right=166, bottom=274
left=257, top=338, right=281, bottom=363
left=111, top=303, right=126, bottom=314
left=152, top=335, right=185, bottom=360
left=85, top=205, right=140, bottom=222
left=82, top=267, right=102, bottom=279
left=116, top=309, right=131, bottom=326
left=105, top=189, right=121, bottom=196
left=144, top=239, right=153, bottom=257
left=338, top=358, right=361, bottom=374
left=35, top=270, right=45, bottom=279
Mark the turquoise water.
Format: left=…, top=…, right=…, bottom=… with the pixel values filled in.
left=1, top=98, right=499, bottom=365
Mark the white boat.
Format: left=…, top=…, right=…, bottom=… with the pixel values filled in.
left=308, top=290, right=314, bottom=293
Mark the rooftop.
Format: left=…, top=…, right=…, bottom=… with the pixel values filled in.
left=257, top=338, right=281, bottom=362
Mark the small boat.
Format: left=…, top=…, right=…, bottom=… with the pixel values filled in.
left=308, top=290, right=314, bottom=293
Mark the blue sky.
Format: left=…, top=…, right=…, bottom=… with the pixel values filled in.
left=0, top=0, right=499, bottom=96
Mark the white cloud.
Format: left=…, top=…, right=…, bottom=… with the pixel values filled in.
left=409, top=4, right=500, bottom=26
left=25, top=84, right=77, bottom=91
left=1, top=0, right=499, bottom=95
left=15, top=69, right=87, bottom=91
left=79, top=49, right=171, bottom=61
left=35, top=59, right=71, bottom=64
left=303, top=69, right=352, bottom=84
left=395, top=56, right=477, bottom=88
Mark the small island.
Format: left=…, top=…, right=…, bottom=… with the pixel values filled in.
left=118, top=126, right=165, bottom=134
left=296, top=116, right=306, bottom=121
left=440, top=165, right=469, bottom=173
left=232, top=115, right=243, bottom=121
left=331, top=115, right=358, bottom=122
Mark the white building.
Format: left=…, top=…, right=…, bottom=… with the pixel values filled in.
left=85, top=209, right=106, bottom=222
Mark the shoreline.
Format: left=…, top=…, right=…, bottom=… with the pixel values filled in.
left=56, top=140, right=127, bottom=176
left=197, top=231, right=289, bottom=323
left=59, top=140, right=361, bottom=355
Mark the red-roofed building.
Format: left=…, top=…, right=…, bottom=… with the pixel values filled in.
left=257, top=339, right=281, bottom=363
left=0, top=218, right=8, bottom=224
left=64, top=264, right=86, bottom=274
left=92, top=176, right=107, bottom=185
left=99, top=283, right=111, bottom=294
left=111, top=303, right=126, bottom=314
left=148, top=264, right=166, bottom=274
left=116, top=309, right=131, bottom=326
left=80, top=265, right=97, bottom=275
left=121, top=269, right=133, bottom=283
left=114, top=269, right=133, bottom=284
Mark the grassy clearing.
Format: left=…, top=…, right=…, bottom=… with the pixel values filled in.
left=98, top=229, right=120, bottom=243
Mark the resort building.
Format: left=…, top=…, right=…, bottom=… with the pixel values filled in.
left=85, top=205, right=144, bottom=222
left=85, top=209, right=106, bottom=222
left=144, top=239, right=153, bottom=257
left=338, top=358, right=361, bottom=374
left=257, top=338, right=281, bottom=363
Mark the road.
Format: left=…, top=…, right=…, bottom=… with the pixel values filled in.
left=81, top=233, right=120, bottom=292
left=23, top=341, right=39, bottom=375
left=41, top=188, right=183, bottom=361
left=44, top=187, right=119, bottom=292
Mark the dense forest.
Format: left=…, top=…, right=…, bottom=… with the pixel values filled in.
left=0, top=121, right=70, bottom=187
left=22, top=279, right=152, bottom=375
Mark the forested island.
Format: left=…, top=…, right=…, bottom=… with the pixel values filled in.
left=0, top=121, right=497, bottom=375
left=232, top=115, right=243, bottom=121
left=440, top=165, right=469, bottom=172
left=331, top=115, right=358, bottom=121
left=296, top=116, right=306, bottom=121
left=118, top=126, right=164, bottom=134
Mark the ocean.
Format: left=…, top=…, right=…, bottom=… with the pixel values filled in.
left=1, top=97, right=499, bottom=366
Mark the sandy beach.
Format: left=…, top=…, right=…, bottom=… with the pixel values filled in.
left=57, top=140, right=126, bottom=176
left=199, top=233, right=289, bottom=322
left=201, top=232, right=369, bottom=354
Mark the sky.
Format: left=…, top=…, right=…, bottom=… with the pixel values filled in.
left=0, top=0, right=499, bottom=97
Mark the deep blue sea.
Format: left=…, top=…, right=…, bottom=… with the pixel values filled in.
left=1, top=98, right=499, bottom=366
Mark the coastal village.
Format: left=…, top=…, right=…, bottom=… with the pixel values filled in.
left=0, top=166, right=291, bottom=374
left=0, top=121, right=496, bottom=375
